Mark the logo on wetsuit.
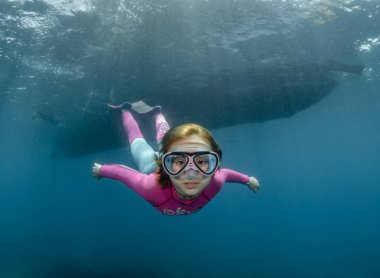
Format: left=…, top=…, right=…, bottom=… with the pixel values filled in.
left=162, top=207, right=202, bottom=216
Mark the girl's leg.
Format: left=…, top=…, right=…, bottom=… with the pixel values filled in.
left=122, top=110, right=143, bottom=144
left=130, top=139, right=158, bottom=174
left=155, top=113, right=170, bottom=143
left=122, top=111, right=157, bottom=174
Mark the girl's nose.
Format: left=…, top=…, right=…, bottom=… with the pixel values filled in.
left=184, top=168, right=198, bottom=179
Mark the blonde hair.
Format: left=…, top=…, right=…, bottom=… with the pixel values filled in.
left=155, top=123, right=222, bottom=186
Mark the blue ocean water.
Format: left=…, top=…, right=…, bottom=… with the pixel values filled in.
left=1, top=0, right=380, bottom=277
left=1, top=79, right=379, bottom=278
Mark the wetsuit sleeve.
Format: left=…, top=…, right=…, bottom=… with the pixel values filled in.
left=219, top=168, right=250, bottom=184
left=98, top=164, right=160, bottom=203
left=202, top=168, right=250, bottom=199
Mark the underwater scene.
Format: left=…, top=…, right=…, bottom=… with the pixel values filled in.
left=1, top=0, right=380, bottom=277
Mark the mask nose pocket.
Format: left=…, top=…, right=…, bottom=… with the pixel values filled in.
left=184, top=168, right=198, bottom=179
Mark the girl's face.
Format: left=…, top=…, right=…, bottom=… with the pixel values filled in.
left=167, top=135, right=214, bottom=197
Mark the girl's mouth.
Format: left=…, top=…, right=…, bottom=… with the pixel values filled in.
left=184, top=182, right=199, bottom=189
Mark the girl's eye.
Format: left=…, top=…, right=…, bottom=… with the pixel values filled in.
left=195, top=156, right=209, bottom=165
left=174, top=158, right=186, bottom=165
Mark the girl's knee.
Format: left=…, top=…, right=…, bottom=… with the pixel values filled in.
left=139, top=162, right=157, bottom=174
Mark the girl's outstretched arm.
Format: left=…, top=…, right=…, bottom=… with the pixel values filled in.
left=218, top=168, right=260, bottom=193
left=92, top=163, right=164, bottom=203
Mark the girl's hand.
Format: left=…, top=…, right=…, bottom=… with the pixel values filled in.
left=247, top=176, right=260, bottom=193
left=92, top=163, right=102, bottom=178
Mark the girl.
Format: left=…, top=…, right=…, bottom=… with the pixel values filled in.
left=92, top=101, right=259, bottom=216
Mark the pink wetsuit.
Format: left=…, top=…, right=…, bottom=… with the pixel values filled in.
left=99, top=165, right=249, bottom=216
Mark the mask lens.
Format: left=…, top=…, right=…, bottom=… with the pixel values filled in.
left=194, top=153, right=218, bottom=175
left=163, top=153, right=189, bottom=175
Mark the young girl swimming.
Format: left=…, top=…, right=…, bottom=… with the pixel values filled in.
left=92, top=101, right=260, bottom=216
